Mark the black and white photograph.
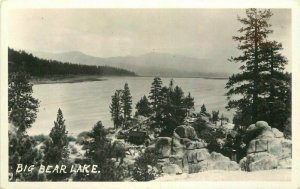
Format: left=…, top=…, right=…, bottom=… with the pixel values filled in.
left=1, top=1, right=300, bottom=188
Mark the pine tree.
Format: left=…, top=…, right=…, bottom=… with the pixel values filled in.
left=110, top=90, right=123, bottom=129
left=184, top=92, right=195, bottom=111
left=9, top=127, right=43, bottom=181
left=75, top=121, right=123, bottom=181
left=135, top=95, right=152, bottom=117
left=226, top=9, right=290, bottom=128
left=200, top=104, right=207, bottom=115
left=260, top=40, right=291, bottom=129
left=149, top=77, right=163, bottom=113
left=8, top=69, right=39, bottom=133
left=43, top=108, right=70, bottom=181
left=121, top=83, right=133, bottom=124
left=211, top=110, right=220, bottom=123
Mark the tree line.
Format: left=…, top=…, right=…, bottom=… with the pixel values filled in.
left=8, top=48, right=136, bottom=77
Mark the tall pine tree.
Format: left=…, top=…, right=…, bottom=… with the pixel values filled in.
left=226, top=9, right=290, bottom=130
left=8, top=69, right=39, bottom=133
left=121, top=83, right=133, bottom=125
left=149, top=77, right=163, bottom=113
left=260, top=40, right=291, bottom=129
left=135, top=95, right=152, bottom=117
left=43, top=108, right=70, bottom=181
left=110, top=90, right=123, bottom=129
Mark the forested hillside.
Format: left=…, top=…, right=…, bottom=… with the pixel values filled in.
left=8, top=48, right=136, bottom=77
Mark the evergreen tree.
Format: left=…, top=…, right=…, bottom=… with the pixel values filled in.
left=135, top=95, right=152, bottom=117
left=110, top=90, right=123, bottom=129
left=121, top=83, right=133, bottom=124
left=9, top=126, right=43, bottom=181
left=226, top=9, right=290, bottom=129
left=160, top=85, right=188, bottom=136
left=184, top=92, right=195, bottom=111
left=43, top=108, right=70, bottom=181
left=211, top=110, right=220, bottom=123
left=260, top=40, right=291, bottom=129
left=8, top=69, right=39, bottom=133
left=200, top=104, right=207, bottom=115
left=149, top=77, right=163, bottom=113
left=74, top=121, right=123, bottom=181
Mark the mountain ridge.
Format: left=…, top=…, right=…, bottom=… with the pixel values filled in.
left=31, top=50, right=232, bottom=78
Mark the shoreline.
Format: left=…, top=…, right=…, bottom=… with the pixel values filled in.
left=31, top=75, right=229, bottom=85
left=31, top=75, right=107, bottom=85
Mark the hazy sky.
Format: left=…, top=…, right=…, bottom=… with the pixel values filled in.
left=8, top=9, right=291, bottom=71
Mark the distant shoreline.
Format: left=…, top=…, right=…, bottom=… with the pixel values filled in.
left=31, top=74, right=229, bottom=85
left=30, top=75, right=107, bottom=85
left=136, top=75, right=229, bottom=80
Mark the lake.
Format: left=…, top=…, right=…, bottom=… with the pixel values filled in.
left=29, top=77, right=233, bottom=136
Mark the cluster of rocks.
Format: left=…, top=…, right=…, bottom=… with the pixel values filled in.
left=239, top=121, right=292, bottom=171
left=151, top=125, right=240, bottom=175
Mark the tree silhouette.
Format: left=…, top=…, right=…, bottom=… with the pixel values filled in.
left=8, top=68, right=39, bottom=133
left=121, top=83, right=133, bottom=125
left=43, top=108, right=70, bottom=181
left=110, top=90, right=123, bottom=129
left=226, top=9, right=290, bottom=129
left=135, top=95, right=152, bottom=117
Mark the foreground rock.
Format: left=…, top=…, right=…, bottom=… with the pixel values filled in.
left=153, top=125, right=239, bottom=175
left=240, top=121, right=292, bottom=171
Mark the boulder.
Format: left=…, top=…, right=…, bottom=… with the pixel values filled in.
left=247, top=139, right=269, bottom=154
left=186, top=140, right=207, bottom=150
left=246, top=124, right=256, bottom=131
left=255, top=121, right=271, bottom=130
left=240, top=152, right=278, bottom=171
left=162, top=164, right=183, bottom=175
left=210, top=160, right=240, bottom=171
left=210, top=152, right=230, bottom=162
left=174, top=125, right=198, bottom=140
left=184, top=149, right=210, bottom=163
left=278, top=158, right=292, bottom=169
left=188, top=162, right=204, bottom=173
left=272, top=128, right=284, bottom=138
left=155, top=137, right=172, bottom=158
left=256, top=128, right=275, bottom=139
left=169, top=155, right=183, bottom=167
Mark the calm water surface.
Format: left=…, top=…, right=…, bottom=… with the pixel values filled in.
left=30, top=77, right=232, bottom=136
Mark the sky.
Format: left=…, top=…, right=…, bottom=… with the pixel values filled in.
left=8, top=9, right=292, bottom=72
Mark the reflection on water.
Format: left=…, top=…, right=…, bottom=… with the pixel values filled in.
left=30, top=77, right=233, bottom=136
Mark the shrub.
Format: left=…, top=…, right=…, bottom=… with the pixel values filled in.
left=132, top=151, right=161, bottom=181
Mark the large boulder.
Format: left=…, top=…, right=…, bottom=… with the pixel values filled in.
left=155, top=137, right=172, bottom=158
left=240, top=152, right=278, bottom=171
left=243, top=121, right=292, bottom=172
left=186, top=152, right=240, bottom=173
left=184, top=149, right=210, bottom=163
left=174, top=125, right=198, bottom=140
left=272, top=128, right=284, bottom=138
left=162, top=164, right=183, bottom=175
left=255, top=121, right=271, bottom=130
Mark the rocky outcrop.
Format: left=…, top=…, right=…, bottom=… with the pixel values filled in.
left=240, top=121, right=292, bottom=171
left=155, top=137, right=172, bottom=158
left=153, top=125, right=239, bottom=175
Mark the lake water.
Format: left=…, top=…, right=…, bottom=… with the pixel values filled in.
left=29, top=77, right=233, bottom=136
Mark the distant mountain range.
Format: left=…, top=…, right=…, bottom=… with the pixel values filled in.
left=32, top=51, right=232, bottom=78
